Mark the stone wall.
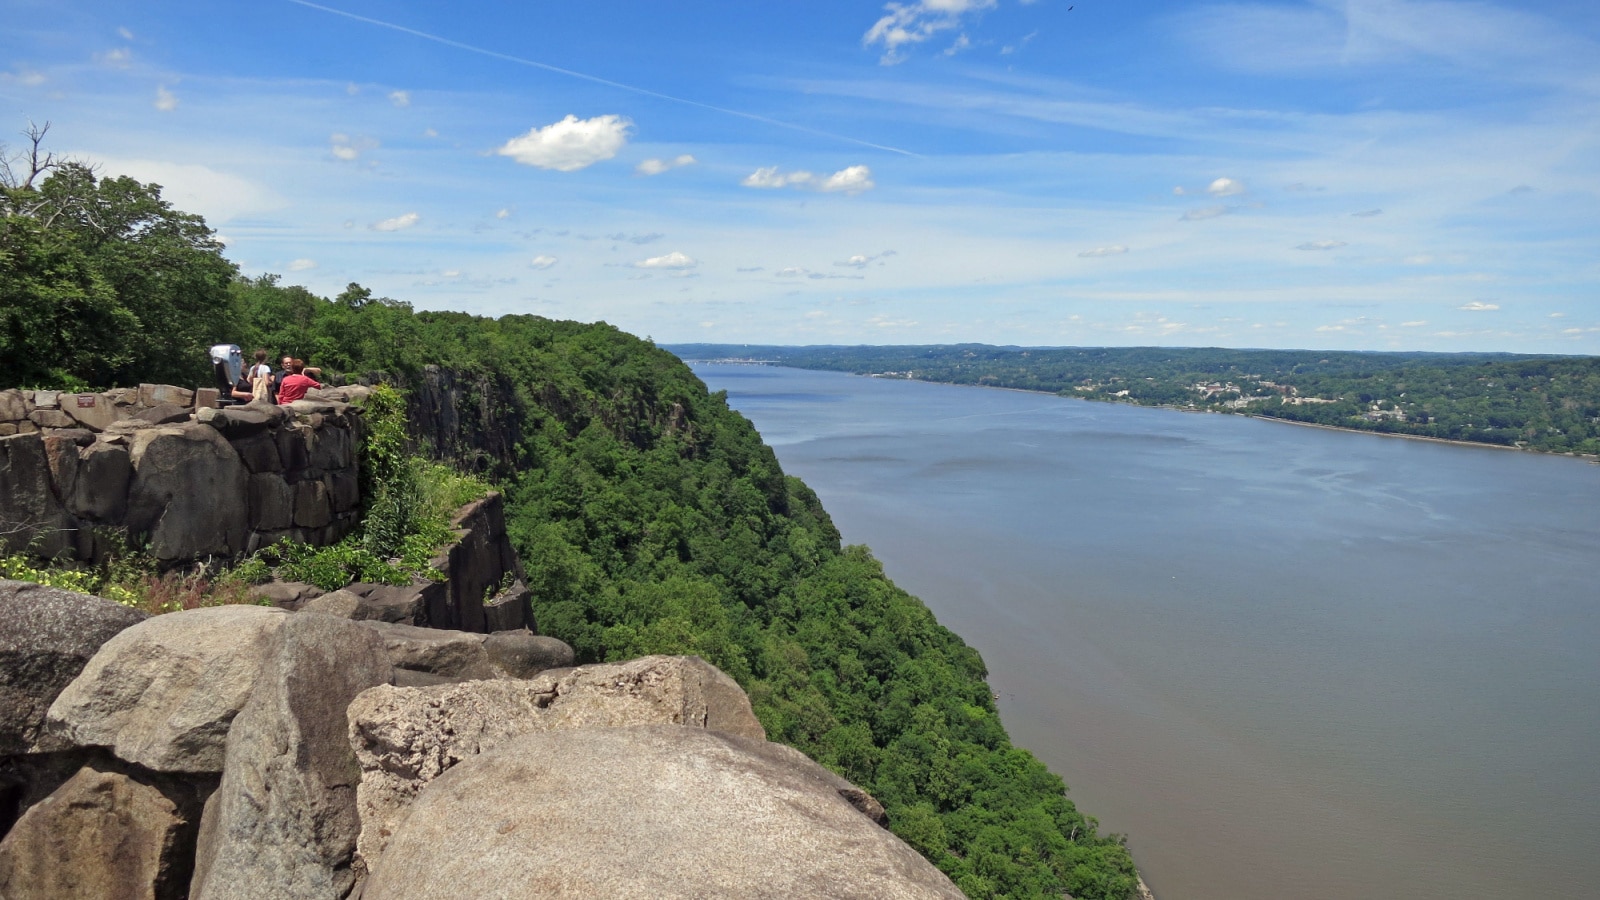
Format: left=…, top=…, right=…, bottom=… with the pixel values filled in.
left=0, top=386, right=371, bottom=564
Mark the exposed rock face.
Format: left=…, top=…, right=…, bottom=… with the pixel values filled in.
left=0, top=764, right=191, bottom=900
left=126, top=425, right=250, bottom=561
left=361, top=725, right=965, bottom=900
left=346, top=655, right=764, bottom=877
left=44, top=606, right=290, bottom=772
left=0, top=581, right=147, bottom=755
left=482, top=630, right=574, bottom=678
left=0, top=433, right=76, bottom=557
left=190, top=613, right=391, bottom=900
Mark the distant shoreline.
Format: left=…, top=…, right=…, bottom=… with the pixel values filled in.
left=692, top=362, right=1600, bottom=465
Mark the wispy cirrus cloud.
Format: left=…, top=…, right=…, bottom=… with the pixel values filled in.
left=1459, top=300, right=1500, bottom=311
left=863, top=0, right=997, bottom=64
left=636, top=251, right=697, bottom=270
left=1078, top=245, right=1129, bottom=258
left=636, top=154, right=696, bottom=176
left=742, top=165, right=875, bottom=194
left=497, top=115, right=631, bottom=172
left=1296, top=240, right=1347, bottom=251
left=370, top=212, right=420, bottom=232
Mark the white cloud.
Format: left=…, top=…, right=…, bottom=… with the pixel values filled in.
left=636, top=251, right=697, bottom=270
left=743, top=165, right=874, bottom=194
left=1181, top=206, right=1229, bottom=221
left=330, top=133, right=378, bottom=162
left=496, top=114, right=632, bottom=172
left=1172, top=186, right=1187, bottom=195
left=530, top=255, right=558, bottom=270
left=1549, top=312, right=1566, bottom=318
left=1458, top=301, right=1500, bottom=311
left=389, top=90, right=410, bottom=108
left=863, top=0, right=998, bottom=64
left=636, top=154, right=697, bottom=176
left=154, top=85, right=178, bottom=112
left=371, top=212, right=420, bottom=232
left=777, top=266, right=810, bottom=277
left=818, top=165, right=876, bottom=194
left=423, top=127, right=439, bottom=138
left=288, top=258, right=317, bottom=271
left=495, top=208, right=511, bottom=219
left=1078, top=245, right=1129, bottom=258
left=1400, top=320, right=1428, bottom=327
left=743, top=166, right=814, bottom=189
left=117, top=26, right=134, bottom=40
left=1403, top=255, right=1435, bottom=265
left=1, top=66, right=47, bottom=87
left=1207, top=177, right=1246, bottom=197
left=1295, top=240, right=1347, bottom=251
left=943, top=34, right=972, bottom=57
left=1352, top=208, right=1384, bottom=217
left=97, top=48, right=132, bottom=68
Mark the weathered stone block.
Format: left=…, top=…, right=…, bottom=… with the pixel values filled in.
left=248, top=474, right=293, bottom=531
left=0, top=764, right=191, bottom=900
left=134, top=403, right=192, bottom=426
left=126, top=424, right=248, bottom=561
left=138, top=384, right=195, bottom=408
left=0, top=389, right=26, bottom=423
left=189, top=614, right=390, bottom=900
left=328, top=471, right=359, bottom=513
left=33, top=390, right=60, bottom=409
left=275, top=426, right=309, bottom=472
left=0, top=580, right=148, bottom=755
left=61, top=393, right=122, bottom=432
left=292, top=479, right=331, bottom=528
left=41, top=433, right=80, bottom=506
left=0, top=433, right=76, bottom=557
left=309, top=425, right=351, bottom=470
left=28, top=408, right=75, bottom=428
left=73, top=442, right=132, bottom=522
left=230, top=432, right=282, bottom=473
left=44, top=605, right=290, bottom=773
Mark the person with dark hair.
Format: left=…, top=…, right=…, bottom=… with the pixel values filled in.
left=248, top=348, right=273, bottom=402
left=276, top=359, right=322, bottom=405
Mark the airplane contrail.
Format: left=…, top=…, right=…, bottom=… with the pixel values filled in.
left=285, top=0, right=918, bottom=157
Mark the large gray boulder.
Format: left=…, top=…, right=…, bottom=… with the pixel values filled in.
left=346, top=655, right=763, bottom=878
left=359, top=620, right=498, bottom=681
left=0, top=764, right=191, bottom=900
left=361, top=725, right=963, bottom=900
left=125, top=424, right=249, bottom=560
left=0, top=433, right=76, bottom=557
left=190, top=613, right=391, bottom=900
left=0, top=581, right=147, bottom=755
left=44, top=605, right=290, bottom=772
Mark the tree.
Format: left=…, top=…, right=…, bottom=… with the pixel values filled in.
left=0, top=124, right=237, bottom=388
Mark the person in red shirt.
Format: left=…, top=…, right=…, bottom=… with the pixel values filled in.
left=276, top=359, right=322, bottom=405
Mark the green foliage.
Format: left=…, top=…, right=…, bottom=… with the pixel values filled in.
left=1, top=150, right=237, bottom=388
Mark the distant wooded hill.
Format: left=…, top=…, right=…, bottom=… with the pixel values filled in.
left=670, top=344, right=1600, bottom=456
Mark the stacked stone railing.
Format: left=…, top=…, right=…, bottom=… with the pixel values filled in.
left=0, top=384, right=370, bottom=563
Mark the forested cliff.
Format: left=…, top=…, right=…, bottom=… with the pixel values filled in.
left=2, top=156, right=1139, bottom=898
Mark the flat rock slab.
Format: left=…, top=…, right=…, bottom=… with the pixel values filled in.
left=190, top=613, right=391, bottom=900
left=0, top=581, right=148, bottom=755
left=346, top=655, right=764, bottom=877
left=361, top=725, right=964, bottom=900
left=45, top=606, right=289, bottom=773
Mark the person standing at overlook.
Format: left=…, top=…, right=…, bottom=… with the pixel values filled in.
left=276, top=359, right=322, bottom=405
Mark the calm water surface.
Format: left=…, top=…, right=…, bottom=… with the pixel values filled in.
left=693, top=363, right=1600, bottom=900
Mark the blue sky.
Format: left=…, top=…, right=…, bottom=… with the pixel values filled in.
left=4, top=0, right=1597, bottom=352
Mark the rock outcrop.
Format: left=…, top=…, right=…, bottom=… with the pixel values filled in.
left=346, top=655, right=762, bottom=877
left=360, top=725, right=965, bottom=900
left=190, top=614, right=391, bottom=900
left=0, top=581, right=148, bottom=756
left=44, top=606, right=290, bottom=772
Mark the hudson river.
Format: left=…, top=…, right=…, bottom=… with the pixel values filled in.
left=693, top=363, right=1600, bottom=900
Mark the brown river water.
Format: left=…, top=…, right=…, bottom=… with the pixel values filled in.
left=693, top=363, right=1600, bottom=900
